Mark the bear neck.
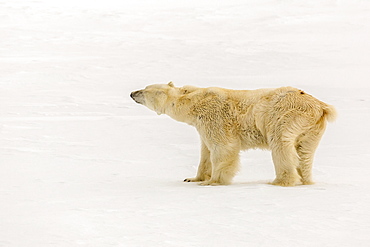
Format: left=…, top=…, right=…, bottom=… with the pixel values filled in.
left=164, top=95, right=194, bottom=125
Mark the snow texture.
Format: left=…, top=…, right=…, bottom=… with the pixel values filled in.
left=1, top=0, right=370, bottom=246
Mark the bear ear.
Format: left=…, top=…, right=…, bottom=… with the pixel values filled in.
left=168, top=81, right=175, bottom=87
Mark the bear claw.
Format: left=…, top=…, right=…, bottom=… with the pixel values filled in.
left=184, top=178, right=202, bottom=182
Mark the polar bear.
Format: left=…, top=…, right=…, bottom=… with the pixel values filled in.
left=130, top=82, right=336, bottom=186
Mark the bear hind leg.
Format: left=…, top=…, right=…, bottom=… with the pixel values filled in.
left=296, top=142, right=315, bottom=185
left=271, top=142, right=301, bottom=187
left=296, top=127, right=325, bottom=185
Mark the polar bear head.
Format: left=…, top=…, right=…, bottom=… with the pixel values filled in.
left=130, top=82, right=177, bottom=115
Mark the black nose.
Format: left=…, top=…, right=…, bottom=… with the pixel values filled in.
left=131, top=91, right=142, bottom=98
left=130, top=91, right=144, bottom=104
left=130, top=91, right=139, bottom=99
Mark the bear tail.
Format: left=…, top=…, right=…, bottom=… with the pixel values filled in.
left=322, top=104, right=337, bottom=123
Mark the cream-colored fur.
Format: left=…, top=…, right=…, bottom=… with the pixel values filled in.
left=131, top=82, right=337, bottom=186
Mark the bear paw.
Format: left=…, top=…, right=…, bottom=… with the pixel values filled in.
left=271, top=178, right=297, bottom=187
left=199, top=180, right=226, bottom=186
left=301, top=179, right=314, bottom=185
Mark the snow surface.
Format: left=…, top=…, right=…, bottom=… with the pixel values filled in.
left=1, top=0, right=370, bottom=246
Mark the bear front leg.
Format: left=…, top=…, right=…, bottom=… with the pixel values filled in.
left=184, top=141, right=211, bottom=182
left=200, top=143, right=240, bottom=186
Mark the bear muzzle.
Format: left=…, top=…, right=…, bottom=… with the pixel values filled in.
left=130, top=90, right=145, bottom=104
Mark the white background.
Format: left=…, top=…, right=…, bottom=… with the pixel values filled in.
left=1, top=0, right=370, bottom=246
